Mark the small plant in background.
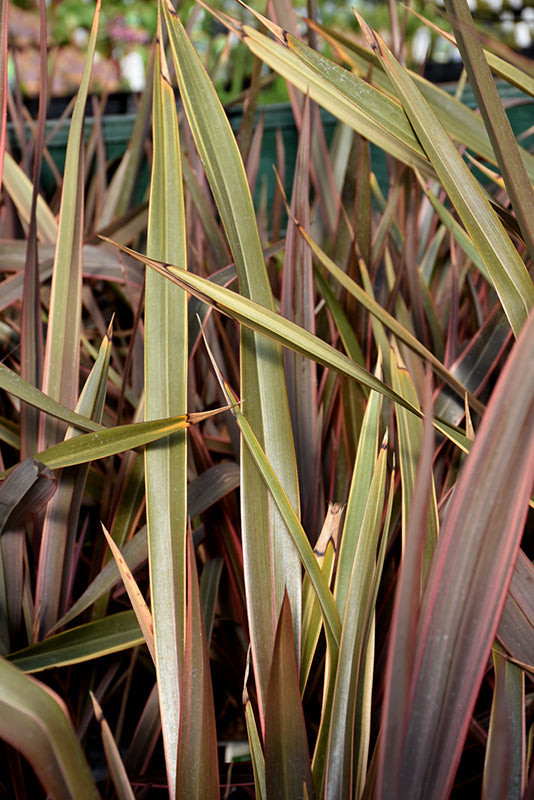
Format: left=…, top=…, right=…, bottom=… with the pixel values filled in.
left=1, top=0, right=534, bottom=798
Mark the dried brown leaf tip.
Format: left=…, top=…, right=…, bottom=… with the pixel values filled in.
left=354, top=11, right=383, bottom=56
left=235, top=0, right=287, bottom=45
left=313, top=502, right=345, bottom=557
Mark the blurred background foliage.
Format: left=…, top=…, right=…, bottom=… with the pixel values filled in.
left=8, top=0, right=534, bottom=100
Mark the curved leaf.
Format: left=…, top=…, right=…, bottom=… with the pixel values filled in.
left=0, top=656, right=100, bottom=799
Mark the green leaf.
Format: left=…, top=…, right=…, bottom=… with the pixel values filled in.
left=443, top=0, right=534, bottom=265
left=34, top=323, right=113, bottom=635
left=41, top=0, right=102, bottom=431
left=0, top=363, right=104, bottom=433
left=202, top=1, right=433, bottom=177
left=163, top=0, right=301, bottom=722
left=414, top=171, right=491, bottom=285
left=8, top=611, right=143, bottom=673
left=103, top=241, right=422, bottom=420
left=144, top=38, right=189, bottom=796
left=0, top=656, right=100, bottom=799
left=311, top=19, right=534, bottom=184
left=33, top=0, right=104, bottom=637
left=1, top=152, right=58, bottom=244
left=14, top=409, right=226, bottom=474
left=50, top=463, right=239, bottom=635
left=91, top=693, right=136, bottom=800
left=102, top=524, right=155, bottom=662
left=106, top=240, right=473, bottom=454
left=334, top=358, right=383, bottom=616
left=357, top=17, right=534, bottom=338
left=244, top=670, right=266, bottom=800
left=51, top=527, right=148, bottom=634
left=301, top=504, right=342, bottom=693
left=391, top=345, right=439, bottom=581
left=227, top=393, right=341, bottom=652
left=296, top=199, right=483, bottom=418
left=405, top=9, right=534, bottom=104
left=326, top=438, right=388, bottom=800
left=483, top=647, right=525, bottom=800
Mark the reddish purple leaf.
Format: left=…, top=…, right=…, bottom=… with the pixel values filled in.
left=0, top=458, right=56, bottom=532
left=378, top=309, right=534, bottom=799
left=265, top=590, right=315, bottom=800
left=176, top=534, right=219, bottom=800
left=499, top=548, right=534, bottom=668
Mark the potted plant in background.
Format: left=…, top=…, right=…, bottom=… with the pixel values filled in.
left=1, top=0, right=534, bottom=797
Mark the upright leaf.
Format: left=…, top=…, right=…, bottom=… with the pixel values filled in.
left=90, top=692, right=136, bottom=800
left=0, top=0, right=7, bottom=189
left=34, top=324, right=111, bottom=634
left=391, top=345, right=439, bottom=579
left=162, top=0, right=301, bottom=723
left=144, top=37, right=189, bottom=796
left=483, top=648, right=525, bottom=800
left=34, top=0, right=102, bottom=637
left=176, top=535, right=219, bottom=800
left=443, top=0, right=534, bottom=265
left=101, top=524, right=155, bottom=662
left=378, top=308, right=534, bottom=798
left=281, top=95, right=320, bottom=537
left=334, top=358, right=383, bottom=616
left=325, top=437, right=388, bottom=800
left=265, top=592, right=315, bottom=800
left=41, top=0, right=102, bottom=432
left=20, top=0, right=48, bottom=460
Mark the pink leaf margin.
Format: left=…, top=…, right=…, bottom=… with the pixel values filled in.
left=379, top=308, right=534, bottom=799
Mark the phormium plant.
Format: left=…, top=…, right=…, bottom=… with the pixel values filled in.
left=0, top=0, right=533, bottom=797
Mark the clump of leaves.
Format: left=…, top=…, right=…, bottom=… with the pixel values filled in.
left=0, top=0, right=533, bottom=798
